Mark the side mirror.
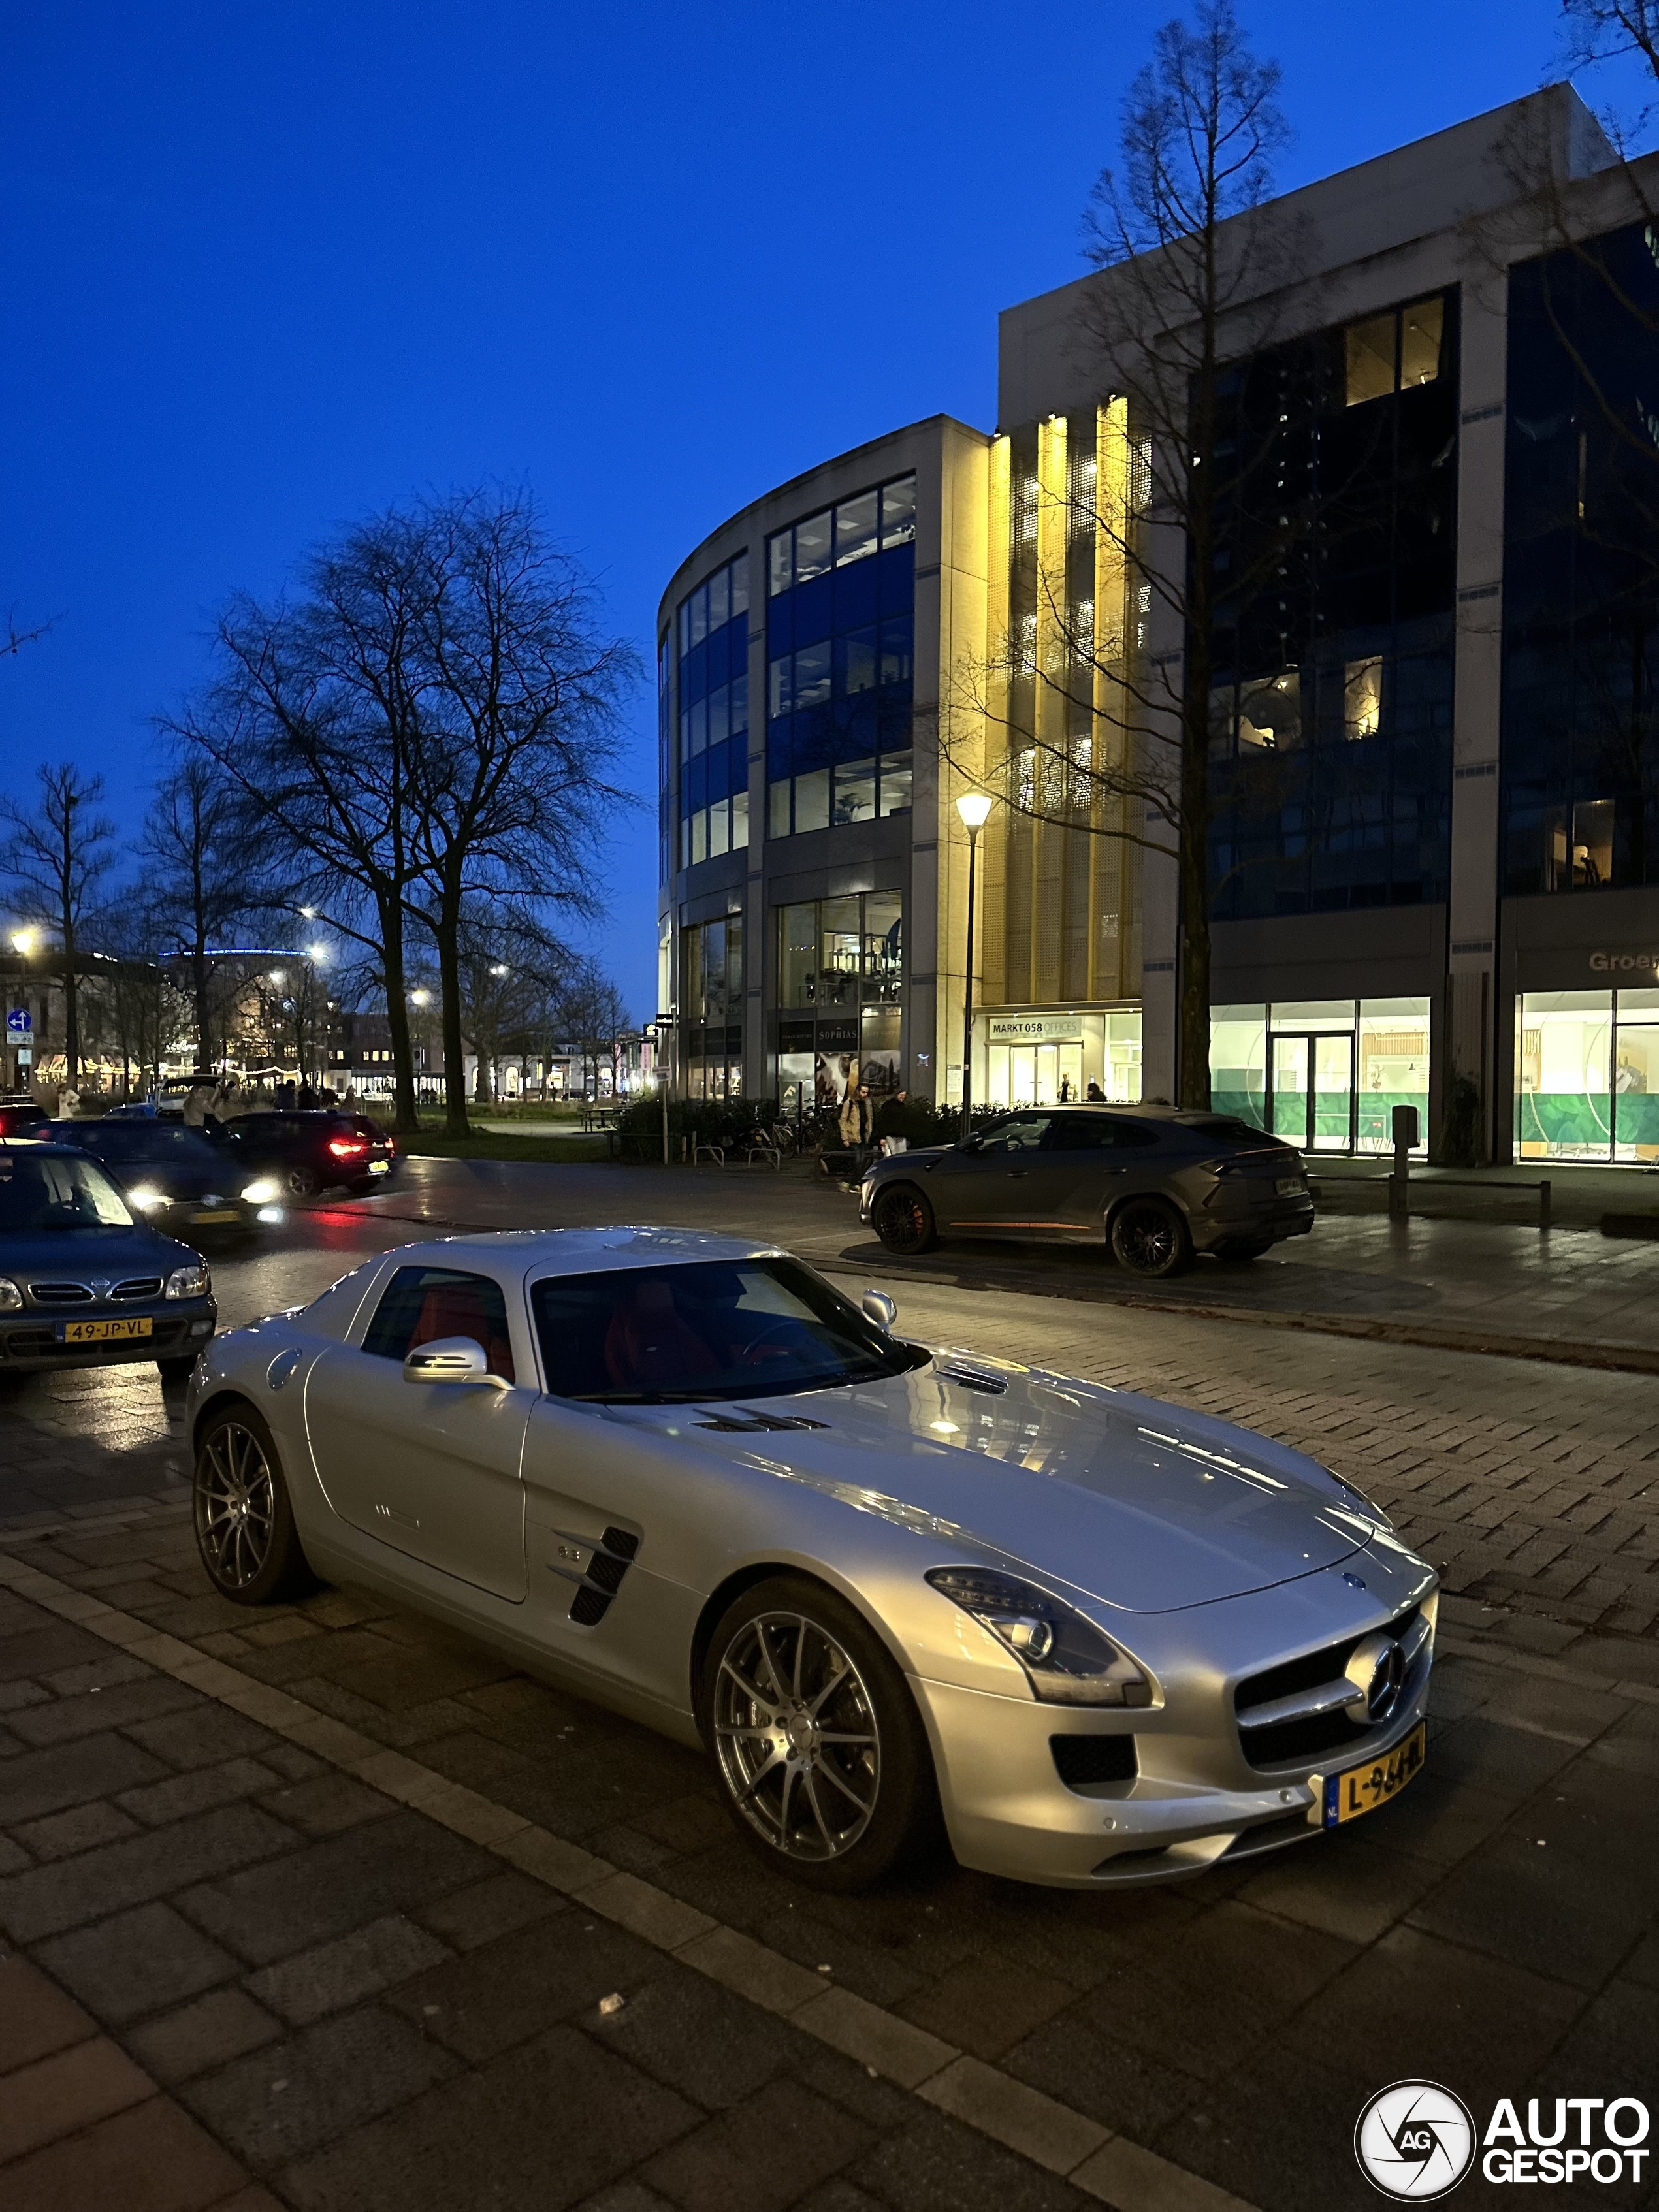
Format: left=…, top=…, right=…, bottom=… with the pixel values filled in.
left=404, top=1336, right=493, bottom=1385
left=861, top=1289, right=897, bottom=1332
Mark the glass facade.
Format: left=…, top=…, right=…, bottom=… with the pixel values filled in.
left=1208, top=294, right=1458, bottom=918
left=677, top=553, right=750, bottom=871
left=1515, top=988, right=1659, bottom=1160
left=982, top=1011, right=1143, bottom=1109
left=1210, top=999, right=1430, bottom=1154
left=1502, top=222, right=1659, bottom=897
left=766, top=476, right=915, bottom=838
left=775, top=893, right=903, bottom=1113
left=681, top=914, right=744, bottom=1099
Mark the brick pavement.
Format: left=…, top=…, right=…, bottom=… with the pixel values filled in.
left=1, top=1394, right=1656, bottom=2208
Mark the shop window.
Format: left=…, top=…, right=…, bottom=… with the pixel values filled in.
left=1238, top=671, right=1301, bottom=749
left=1210, top=1007, right=1267, bottom=1128
left=1515, top=991, right=1612, bottom=1158
left=1344, top=658, right=1383, bottom=739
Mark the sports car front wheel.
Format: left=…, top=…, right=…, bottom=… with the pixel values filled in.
left=192, top=1402, right=314, bottom=1605
left=701, top=1575, right=941, bottom=1891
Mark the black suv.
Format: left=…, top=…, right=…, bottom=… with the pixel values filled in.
left=860, top=1105, right=1313, bottom=1277
left=212, top=1112, right=398, bottom=1199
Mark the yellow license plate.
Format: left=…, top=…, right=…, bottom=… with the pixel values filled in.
left=1323, top=1721, right=1426, bottom=1827
left=368, top=1160, right=389, bottom=1174
left=191, top=1210, right=239, bottom=1223
left=59, top=1317, right=153, bottom=1343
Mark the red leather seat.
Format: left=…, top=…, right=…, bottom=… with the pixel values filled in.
left=603, top=1278, right=715, bottom=1392
left=408, top=1284, right=515, bottom=1381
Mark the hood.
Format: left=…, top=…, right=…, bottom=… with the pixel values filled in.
left=620, top=1354, right=1376, bottom=1614
left=0, top=1225, right=193, bottom=1279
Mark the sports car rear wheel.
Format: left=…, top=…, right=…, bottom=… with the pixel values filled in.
left=872, top=1184, right=936, bottom=1255
left=192, top=1403, right=312, bottom=1605
left=1109, top=1195, right=1192, bottom=1278
left=702, top=1575, right=939, bottom=1891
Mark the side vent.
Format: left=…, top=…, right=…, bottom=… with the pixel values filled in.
left=937, top=1366, right=1008, bottom=1396
left=562, top=1526, right=641, bottom=1628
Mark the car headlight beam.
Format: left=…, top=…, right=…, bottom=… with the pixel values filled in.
left=164, top=1262, right=212, bottom=1301
left=128, top=1185, right=167, bottom=1212
left=240, top=1179, right=279, bottom=1205
left=926, top=1566, right=1152, bottom=1707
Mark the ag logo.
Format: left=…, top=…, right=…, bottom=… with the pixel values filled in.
left=1356, top=2081, right=1476, bottom=2200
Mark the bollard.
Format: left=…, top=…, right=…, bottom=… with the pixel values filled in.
left=1539, top=1178, right=1551, bottom=1231
left=1389, top=1103, right=1419, bottom=1221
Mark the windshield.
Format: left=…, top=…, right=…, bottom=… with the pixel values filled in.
left=530, top=1257, right=925, bottom=1403
left=73, top=1123, right=219, bottom=1165
left=0, top=1150, right=135, bottom=1232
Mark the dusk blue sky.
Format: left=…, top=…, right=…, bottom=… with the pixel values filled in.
left=2, top=1, right=1643, bottom=1017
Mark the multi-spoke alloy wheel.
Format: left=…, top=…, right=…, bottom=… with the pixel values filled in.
left=873, top=1186, right=935, bottom=1255
left=1110, top=1196, right=1191, bottom=1279
left=702, top=1574, right=941, bottom=1891
left=713, top=1611, right=881, bottom=1863
left=192, top=1405, right=310, bottom=1605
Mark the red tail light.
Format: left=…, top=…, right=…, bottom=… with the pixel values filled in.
left=327, top=1138, right=370, bottom=1159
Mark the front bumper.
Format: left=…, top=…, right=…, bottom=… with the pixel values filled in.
left=0, top=1299, right=217, bottom=1371
left=911, top=1608, right=1434, bottom=1889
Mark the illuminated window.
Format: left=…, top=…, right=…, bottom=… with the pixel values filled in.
left=1345, top=296, right=1443, bottom=405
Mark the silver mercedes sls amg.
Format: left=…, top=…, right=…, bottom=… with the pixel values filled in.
left=184, top=1227, right=1437, bottom=1891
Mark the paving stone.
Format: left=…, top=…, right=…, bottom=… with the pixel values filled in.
left=246, top=1912, right=453, bottom=2027
left=174, top=1809, right=494, bottom=1966
left=276, top=2024, right=699, bottom=2212
left=0, top=2087, right=250, bottom=2212
left=0, top=1801, right=298, bottom=1943
left=591, top=1959, right=815, bottom=2109
left=1001, top=2012, right=1207, bottom=2145
left=36, top=1900, right=239, bottom=2025
left=124, top=1703, right=282, bottom=1769
left=5, top=1675, right=198, bottom=1746
left=0, top=1729, right=169, bottom=1825
left=896, top=1952, right=1079, bottom=2064
left=0, top=1620, right=115, bottom=1680
left=410, top=1868, right=566, bottom=1951
left=0, top=2034, right=153, bottom=2162
left=126, top=1985, right=285, bottom=2084
left=846, top=2108, right=1087, bottom=2212
left=1236, top=1831, right=1442, bottom=1944
left=257, top=1770, right=396, bottom=1836
left=180, top=2002, right=459, bottom=2168
left=12, top=1797, right=143, bottom=1861
left=642, top=2076, right=872, bottom=2212
left=116, top=1757, right=284, bottom=1827
left=384, top=1907, right=673, bottom=2064
left=0, top=1951, right=96, bottom=2071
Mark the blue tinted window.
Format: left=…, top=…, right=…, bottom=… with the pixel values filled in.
left=675, top=549, right=752, bottom=831
left=762, top=475, right=916, bottom=839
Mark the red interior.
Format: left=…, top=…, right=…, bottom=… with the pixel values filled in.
left=408, top=1283, right=515, bottom=1381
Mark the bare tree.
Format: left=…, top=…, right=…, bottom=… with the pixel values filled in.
left=169, top=515, right=433, bottom=1132
left=140, top=756, right=261, bottom=1070
left=3, top=611, right=55, bottom=660
left=942, top=1, right=1300, bottom=1106
left=1, top=764, right=118, bottom=1088
left=453, top=906, right=572, bottom=1104
left=400, top=489, right=636, bottom=1134
left=558, top=962, right=630, bottom=1100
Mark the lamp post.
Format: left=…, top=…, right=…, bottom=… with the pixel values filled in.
left=956, top=793, right=993, bottom=1140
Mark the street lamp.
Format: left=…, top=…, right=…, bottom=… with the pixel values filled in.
left=956, top=793, right=994, bottom=1140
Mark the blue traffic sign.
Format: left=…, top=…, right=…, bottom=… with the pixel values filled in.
left=5, top=1009, right=31, bottom=1038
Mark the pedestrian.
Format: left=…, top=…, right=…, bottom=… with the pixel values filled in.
left=839, top=1083, right=875, bottom=1180
left=1059, top=1075, right=1072, bottom=1102
left=1086, top=1080, right=1105, bottom=1102
left=297, top=1079, right=318, bottom=1110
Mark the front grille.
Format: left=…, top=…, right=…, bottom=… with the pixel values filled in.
left=3, top=1330, right=56, bottom=1357
left=112, top=1277, right=163, bottom=1301
left=1234, top=1605, right=1425, bottom=1769
left=1051, top=1733, right=1138, bottom=1789
left=27, top=1281, right=93, bottom=1305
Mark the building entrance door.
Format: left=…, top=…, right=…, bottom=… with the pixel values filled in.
left=1270, top=1033, right=1355, bottom=1151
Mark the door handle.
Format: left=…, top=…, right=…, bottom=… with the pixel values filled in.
left=1007, top=1168, right=1029, bottom=1178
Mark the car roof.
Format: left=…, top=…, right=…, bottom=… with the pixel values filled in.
left=354, top=1226, right=780, bottom=1282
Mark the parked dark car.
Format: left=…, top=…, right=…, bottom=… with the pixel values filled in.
left=49, top=1119, right=277, bottom=1243
left=212, top=1111, right=398, bottom=1199
left=0, top=1143, right=216, bottom=1379
left=860, top=1105, right=1313, bottom=1277
left=0, top=1098, right=50, bottom=1139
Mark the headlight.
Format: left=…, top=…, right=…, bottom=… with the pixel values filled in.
left=0, top=1278, right=21, bottom=1313
left=240, top=1179, right=278, bottom=1204
left=165, top=1262, right=212, bottom=1300
left=926, top=1567, right=1152, bottom=1706
left=128, top=1185, right=167, bottom=1211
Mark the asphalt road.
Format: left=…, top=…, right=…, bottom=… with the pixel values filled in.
left=0, top=1178, right=1655, bottom=2211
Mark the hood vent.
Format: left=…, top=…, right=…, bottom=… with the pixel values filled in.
left=696, top=1409, right=828, bottom=1433
left=936, top=1364, right=1008, bottom=1396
